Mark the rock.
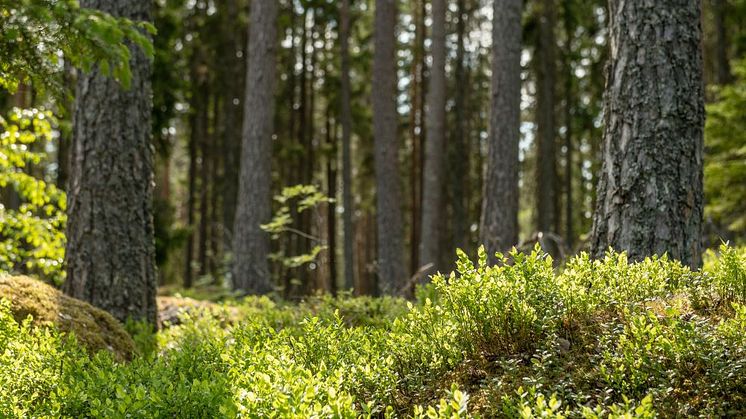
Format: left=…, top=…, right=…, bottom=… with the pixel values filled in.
left=0, top=275, right=135, bottom=361
left=156, top=295, right=238, bottom=328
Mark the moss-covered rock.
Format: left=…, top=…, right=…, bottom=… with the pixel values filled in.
left=156, top=295, right=239, bottom=327
left=0, top=275, right=135, bottom=361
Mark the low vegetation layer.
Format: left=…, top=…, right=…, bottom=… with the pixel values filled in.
left=1, top=245, right=745, bottom=418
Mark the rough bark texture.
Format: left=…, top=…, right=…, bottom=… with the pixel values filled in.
left=536, top=0, right=558, bottom=233
left=373, top=0, right=407, bottom=295
left=419, top=0, right=446, bottom=274
left=479, top=0, right=522, bottom=257
left=591, top=0, right=705, bottom=269
left=340, top=0, right=356, bottom=291
left=231, top=0, right=277, bottom=293
left=63, top=0, right=157, bottom=325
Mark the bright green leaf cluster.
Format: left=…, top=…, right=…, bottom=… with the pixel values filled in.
left=0, top=108, right=66, bottom=284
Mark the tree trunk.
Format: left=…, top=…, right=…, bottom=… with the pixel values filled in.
left=340, top=0, right=355, bottom=291
left=231, top=0, right=277, bottom=293
left=536, top=0, right=558, bottom=233
left=419, top=0, right=446, bottom=275
left=63, top=0, right=157, bottom=325
left=409, top=0, right=425, bottom=278
left=325, top=106, right=338, bottom=295
left=219, top=0, right=246, bottom=249
left=197, top=84, right=211, bottom=277
left=563, top=0, right=574, bottom=249
left=712, top=0, right=732, bottom=85
left=479, top=0, right=522, bottom=257
left=591, top=0, right=705, bottom=269
left=450, top=0, right=468, bottom=254
left=373, top=0, right=407, bottom=294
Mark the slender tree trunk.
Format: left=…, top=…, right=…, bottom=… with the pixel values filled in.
left=64, top=0, right=157, bottom=325
left=563, top=0, right=574, bottom=249
left=219, top=0, right=246, bottom=249
left=232, top=0, right=278, bottom=293
left=340, top=0, right=356, bottom=291
left=536, top=0, right=558, bottom=233
left=450, top=0, right=468, bottom=253
left=591, top=0, right=705, bottom=269
left=185, top=44, right=208, bottom=288
left=419, top=0, right=447, bottom=275
left=57, top=63, right=74, bottom=190
left=409, top=0, right=425, bottom=277
left=373, top=0, right=407, bottom=294
left=713, top=0, right=732, bottom=85
left=197, top=87, right=211, bottom=277
left=326, top=106, right=338, bottom=295
left=479, top=0, right=522, bottom=257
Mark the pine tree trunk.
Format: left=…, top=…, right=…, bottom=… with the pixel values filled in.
left=713, top=0, right=732, bottom=85
left=340, top=0, right=356, bottom=291
left=231, top=0, right=277, bottom=293
left=373, top=0, right=407, bottom=294
left=419, top=0, right=446, bottom=274
left=536, top=0, right=558, bottom=234
left=450, top=0, right=468, bottom=254
left=563, top=0, right=574, bottom=249
left=591, top=0, right=705, bottom=269
left=409, top=0, right=425, bottom=278
left=479, top=0, right=522, bottom=257
left=63, top=0, right=157, bottom=325
left=219, top=0, right=246, bottom=248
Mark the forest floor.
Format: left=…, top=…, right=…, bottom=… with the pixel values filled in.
left=1, top=246, right=745, bottom=417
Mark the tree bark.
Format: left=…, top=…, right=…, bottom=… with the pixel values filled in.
left=535, top=0, right=558, bottom=233
left=408, top=0, right=425, bottom=279
left=479, top=0, right=522, bottom=257
left=450, top=0, right=468, bottom=254
left=219, top=0, right=246, bottom=249
left=712, top=0, right=732, bottom=85
left=563, top=0, right=574, bottom=249
left=231, top=0, right=277, bottom=293
left=373, top=0, right=407, bottom=294
left=340, top=0, right=356, bottom=291
left=63, top=0, right=157, bottom=325
left=419, top=0, right=447, bottom=275
left=591, top=0, right=705, bottom=269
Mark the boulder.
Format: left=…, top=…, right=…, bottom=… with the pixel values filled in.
left=0, top=275, right=135, bottom=361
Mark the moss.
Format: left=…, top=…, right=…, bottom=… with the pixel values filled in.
left=157, top=295, right=239, bottom=328
left=0, top=275, right=135, bottom=361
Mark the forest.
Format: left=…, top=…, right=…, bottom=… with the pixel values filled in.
left=0, top=0, right=745, bottom=417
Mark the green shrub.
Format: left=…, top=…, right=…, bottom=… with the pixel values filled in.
left=1, top=246, right=745, bottom=417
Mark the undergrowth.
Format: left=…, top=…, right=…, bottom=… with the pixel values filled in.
left=0, top=244, right=744, bottom=418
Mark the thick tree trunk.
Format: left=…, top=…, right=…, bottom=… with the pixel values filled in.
left=536, top=0, right=558, bottom=233
left=419, top=0, right=446, bottom=275
left=479, top=0, right=522, bottom=257
left=340, top=0, right=356, bottom=291
left=373, top=0, right=407, bottom=294
left=591, top=0, right=705, bottom=269
left=231, top=0, right=277, bottom=293
left=64, top=0, right=157, bottom=325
